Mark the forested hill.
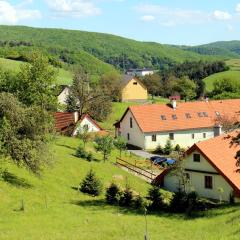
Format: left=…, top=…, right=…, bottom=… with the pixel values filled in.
left=181, top=41, right=240, bottom=58
left=0, top=25, right=218, bottom=74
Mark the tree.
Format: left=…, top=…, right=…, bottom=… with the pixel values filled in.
left=163, top=139, right=173, bottom=155
left=0, top=92, right=54, bottom=174
left=94, top=136, right=114, bottom=162
left=142, top=74, right=163, bottom=98
left=77, top=127, right=92, bottom=149
left=114, top=136, right=127, bottom=157
left=80, top=169, right=103, bottom=196
left=16, top=51, right=57, bottom=110
left=68, top=69, right=112, bottom=120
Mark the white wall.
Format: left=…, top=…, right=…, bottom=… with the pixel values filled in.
left=73, top=117, right=100, bottom=136
left=58, top=87, right=70, bottom=105
left=120, top=110, right=145, bottom=149
left=144, top=128, right=214, bottom=150
left=163, top=151, right=234, bottom=202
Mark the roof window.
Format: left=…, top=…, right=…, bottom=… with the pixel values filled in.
left=161, top=115, right=167, bottom=120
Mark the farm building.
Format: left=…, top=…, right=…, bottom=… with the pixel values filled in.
left=114, top=99, right=240, bottom=149
left=121, top=75, right=148, bottom=102
left=126, top=68, right=154, bottom=77
left=54, top=112, right=103, bottom=136
left=154, top=131, right=240, bottom=202
left=57, top=85, right=71, bottom=105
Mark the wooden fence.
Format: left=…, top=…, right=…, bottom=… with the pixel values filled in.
left=116, top=157, right=157, bottom=182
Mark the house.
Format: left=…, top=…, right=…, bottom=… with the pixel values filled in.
left=54, top=112, right=103, bottom=136
left=114, top=99, right=240, bottom=150
left=120, top=75, right=148, bottom=102
left=154, top=131, right=240, bottom=202
left=126, top=68, right=154, bottom=77
left=57, top=85, right=71, bottom=105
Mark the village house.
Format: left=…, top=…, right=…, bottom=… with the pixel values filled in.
left=154, top=131, right=240, bottom=202
left=114, top=99, right=240, bottom=149
left=54, top=112, right=103, bottom=136
left=120, top=75, right=148, bottom=102
left=57, top=85, right=71, bottom=105
left=126, top=68, right=154, bottom=77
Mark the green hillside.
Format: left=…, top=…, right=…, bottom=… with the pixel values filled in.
left=0, top=58, right=73, bottom=85
left=0, top=25, right=218, bottom=73
left=0, top=136, right=240, bottom=240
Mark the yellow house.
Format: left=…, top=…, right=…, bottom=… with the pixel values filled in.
left=121, top=75, right=148, bottom=102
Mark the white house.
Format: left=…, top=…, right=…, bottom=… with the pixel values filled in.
left=114, top=99, right=240, bottom=150
left=57, top=85, right=71, bottom=105
left=126, top=68, right=154, bottom=77
left=54, top=112, right=103, bottom=136
left=154, top=131, right=240, bottom=202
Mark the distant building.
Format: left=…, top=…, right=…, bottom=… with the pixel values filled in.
left=154, top=131, right=240, bottom=202
left=57, top=85, right=71, bottom=105
left=114, top=99, right=240, bottom=150
left=120, top=75, right=148, bottom=102
left=126, top=68, right=154, bottom=77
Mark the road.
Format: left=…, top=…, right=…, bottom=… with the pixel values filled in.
left=127, top=149, right=161, bottom=159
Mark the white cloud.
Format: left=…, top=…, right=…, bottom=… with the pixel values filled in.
left=47, top=0, right=101, bottom=18
left=0, top=1, right=41, bottom=24
left=135, top=4, right=210, bottom=26
left=213, top=10, right=232, bottom=20
left=227, top=24, right=234, bottom=32
left=236, top=3, right=240, bottom=13
left=141, top=15, right=155, bottom=22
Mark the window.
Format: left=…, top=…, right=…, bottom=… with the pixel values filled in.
left=193, top=153, right=200, bottom=162
left=130, top=117, right=133, bottom=128
left=192, top=133, right=195, bottom=139
left=203, top=133, right=206, bottom=138
left=185, top=113, right=191, bottom=119
left=133, top=82, right=138, bottom=85
left=172, top=114, right=177, bottom=120
left=152, top=134, right=157, bottom=142
left=203, top=112, right=208, bottom=117
left=198, top=112, right=204, bottom=117
left=161, top=115, right=167, bottom=120
left=169, top=133, right=174, bottom=140
left=127, top=133, right=130, bottom=140
left=205, top=176, right=213, bottom=189
left=83, top=124, right=89, bottom=131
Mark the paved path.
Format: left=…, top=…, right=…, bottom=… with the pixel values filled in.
left=127, top=149, right=160, bottom=159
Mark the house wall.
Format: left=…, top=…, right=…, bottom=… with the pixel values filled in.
left=144, top=128, right=214, bottom=150
left=121, top=79, right=148, bottom=102
left=58, top=88, right=70, bottom=105
left=119, top=110, right=145, bottom=149
left=163, top=151, right=234, bottom=202
left=73, top=117, right=100, bottom=136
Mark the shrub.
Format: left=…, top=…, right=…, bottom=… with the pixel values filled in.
left=119, top=186, right=133, bottom=207
left=170, top=191, right=188, bottom=213
left=154, top=145, right=164, bottom=154
left=76, top=145, right=93, bottom=161
left=133, top=195, right=145, bottom=210
left=174, top=144, right=181, bottom=152
left=86, top=152, right=93, bottom=162
left=147, top=185, right=165, bottom=210
left=163, top=139, right=173, bottom=155
left=80, top=169, right=103, bottom=196
left=105, top=182, right=122, bottom=205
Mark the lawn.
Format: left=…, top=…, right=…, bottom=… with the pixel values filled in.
left=0, top=58, right=73, bottom=85
left=203, top=70, right=240, bottom=92
left=226, top=59, right=240, bottom=71
left=0, top=136, right=240, bottom=240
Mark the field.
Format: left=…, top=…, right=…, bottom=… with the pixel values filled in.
left=0, top=136, right=240, bottom=240
left=226, top=59, right=240, bottom=71
left=0, top=58, right=73, bottom=85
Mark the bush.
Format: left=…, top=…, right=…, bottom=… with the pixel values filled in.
left=80, top=169, right=103, bottom=196
left=76, top=145, right=93, bottom=161
left=119, top=186, right=134, bottom=207
left=105, top=182, right=122, bottom=205
left=133, top=195, right=145, bottom=210
left=147, top=185, right=165, bottom=210
left=174, top=144, right=181, bottom=152
left=154, top=145, right=164, bottom=154
left=163, top=139, right=173, bottom=155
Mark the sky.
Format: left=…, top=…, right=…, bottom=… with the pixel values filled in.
left=1, top=0, right=240, bottom=45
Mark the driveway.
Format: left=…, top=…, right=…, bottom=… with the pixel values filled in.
left=127, top=149, right=160, bottom=159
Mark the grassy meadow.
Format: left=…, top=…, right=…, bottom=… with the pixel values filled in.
left=0, top=136, right=240, bottom=240
left=0, top=58, right=73, bottom=85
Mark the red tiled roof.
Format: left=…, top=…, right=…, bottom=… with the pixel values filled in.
left=121, top=99, right=240, bottom=133
left=186, top=131, right=240, bottom=196
left=54, top=112, right=75, bottom=132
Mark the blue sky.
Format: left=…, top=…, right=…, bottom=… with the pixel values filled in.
left=1, top=0, right=240, bottom=45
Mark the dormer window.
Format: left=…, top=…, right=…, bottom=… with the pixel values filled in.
left=185, top=113, right=191, bottom=119
left=198, top=112, right=204, bottom=117
left=172, top=114, right=177, bottom=120
left=161, top=115, right=167, bottom=120
left=203, top=112, right=208, bottom=117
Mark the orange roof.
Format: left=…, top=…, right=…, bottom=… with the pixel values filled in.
left=54, top=112, right=75, bottom=132
left=122, top=99, right=240, bottom=133
left=187, top=131, right=240, bottom=196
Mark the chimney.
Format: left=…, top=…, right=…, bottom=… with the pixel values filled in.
left=214, top=124, right=222, bottom=137
left=172, top=100, right=177, bottom=110
left=73, top=112, right=79, bottom=123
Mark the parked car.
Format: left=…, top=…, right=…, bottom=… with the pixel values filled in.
left=164, top=158, right=176, bottom=166
left=150, top=156, right=167, bottom=165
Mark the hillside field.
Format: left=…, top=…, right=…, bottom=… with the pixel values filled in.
left=0, top=136, right=240, bottom=240
left=0, top=58, right=73, bottom=85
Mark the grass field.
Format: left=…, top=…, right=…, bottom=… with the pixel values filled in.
left=0, top=136, right=240, bottom=240
left=226, top=59, right=240, bottom=71
left=0, top=58, right=73, bottom=85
